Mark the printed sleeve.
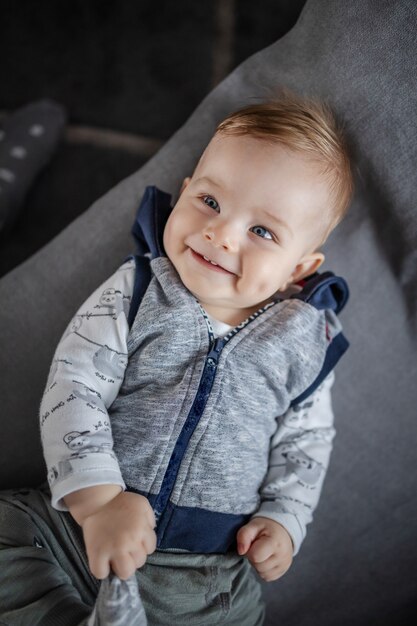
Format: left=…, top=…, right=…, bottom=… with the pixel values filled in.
left=251, top=371, right=336, bottom=556
left=39, top=258, right=136, bottom=511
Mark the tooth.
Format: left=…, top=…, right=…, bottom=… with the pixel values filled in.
left=203, top=255, right=218, bottom=266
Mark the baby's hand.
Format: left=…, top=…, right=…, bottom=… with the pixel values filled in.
left=236, top=517, right=293, bottom=582
left=81, top=491, right=157, bottom=580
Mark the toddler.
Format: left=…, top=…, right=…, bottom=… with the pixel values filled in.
left=0, top=93, right=353, bottom=626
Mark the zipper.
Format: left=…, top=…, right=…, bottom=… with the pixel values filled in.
left=152, top=298, right=278, bottom=532
left=206, top=335, right=224, bottom=365
left=153, top=336, right=225, bottom=524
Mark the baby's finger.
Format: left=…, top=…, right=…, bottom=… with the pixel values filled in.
left=142, top=529, right=157, bottom=555
left=146, top=506, right=156, bottom=529
left=247, top=537, right=275, bottom=564
left=130, top=548, right=147, bottom=569
left=252, top=553, right=279, bottom=575
left=110, top=553, right=137, bottom=580
left=88, top=552, right=111, bottom=580
left=254, top=553, right=292, bottom=580
left=257, top=563, right=289, bottom=582
left=236, top=522, right=260, bottom=555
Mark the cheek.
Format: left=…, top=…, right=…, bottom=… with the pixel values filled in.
left=163, top=214, right=178, bottom=256
left=236, top=271, right=276, bottom=301
left=243, top=255, right=284, bottom=293
left=165, top=208, right=190, bottom=241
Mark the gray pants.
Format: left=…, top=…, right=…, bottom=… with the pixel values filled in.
left=0, top=485, right=265, bottom=625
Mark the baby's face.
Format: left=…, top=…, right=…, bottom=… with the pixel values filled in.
left=163, top=133, right=331, bottom=325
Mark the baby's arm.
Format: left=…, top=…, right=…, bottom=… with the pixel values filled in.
left=237, top=372, right=336, bottom=581
left=40, top=258, right=135, bottom=509
left=39, top=258, right=156, bottom=578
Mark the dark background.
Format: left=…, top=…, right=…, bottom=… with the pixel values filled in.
left=0, top=0, right=306, bottom=277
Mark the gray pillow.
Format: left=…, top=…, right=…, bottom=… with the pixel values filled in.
left=0, top=100, right=66, bottom=234
left=0, top=1, right=416, bottom=624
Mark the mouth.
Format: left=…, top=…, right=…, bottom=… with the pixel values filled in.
left=189, top=248, right=236, bottom=275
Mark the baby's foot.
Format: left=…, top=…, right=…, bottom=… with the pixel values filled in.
left=88, top=573, right=147, bottom=626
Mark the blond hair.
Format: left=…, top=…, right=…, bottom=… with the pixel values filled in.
left=216, top=93, right=353, bottom=244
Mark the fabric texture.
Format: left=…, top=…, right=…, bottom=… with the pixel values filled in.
left=0, top=486, right=96, bottom=626
left=88, top=574, right=147, bottom=626
left=0, top=487, right=265, bottom=626
left=0, top=1, right=416, bottom=625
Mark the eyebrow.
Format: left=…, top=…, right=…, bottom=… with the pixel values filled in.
left=195, top=176, right=224, bottom=189
left=195, top=176, right=293, bottom=238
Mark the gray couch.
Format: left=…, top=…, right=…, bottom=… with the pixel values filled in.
left=1, top=1, right=416, bottom=624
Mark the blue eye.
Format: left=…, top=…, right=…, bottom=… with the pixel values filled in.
left=251, top=225, right=273, bottom=240
left=203, top=195, right=219, bottom=211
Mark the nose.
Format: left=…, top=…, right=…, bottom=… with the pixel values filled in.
left=203, top=221, right=238, bottom=253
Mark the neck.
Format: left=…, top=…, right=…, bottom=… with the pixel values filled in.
left=202, top=299, right=274, bottom=327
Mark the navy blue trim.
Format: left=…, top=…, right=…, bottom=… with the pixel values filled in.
left=292, top=271, right=349, bottom=314
left=289, top=271, right=350, bottom=405
left=126, top=485, right=250, bottom=553
left=124, top=254, right=152, bottom=329
left=131, top=185, right=172, bottom=259
left=290, top=331, right=350, bottom=406
left=125, top=186, right=173, bottom=327
left=152, top=337, right=226, bottom=522
left=158, top=502, right=250, bottom=553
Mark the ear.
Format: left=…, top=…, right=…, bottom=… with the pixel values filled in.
left=179, top=176, right=191, bottom=194
left=288, top=252, right=325, bottom=286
